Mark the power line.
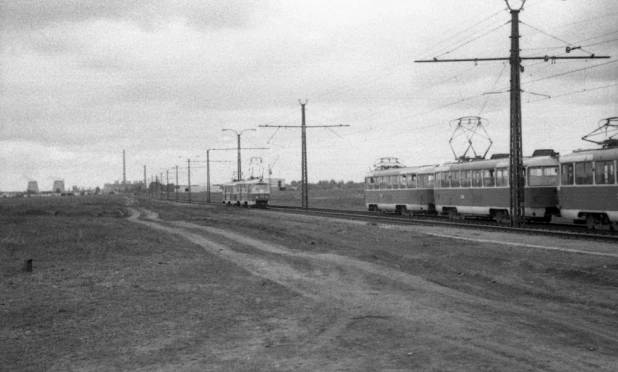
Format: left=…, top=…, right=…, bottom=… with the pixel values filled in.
left=432, top=22, right=510, bottom=59
left=418, top=8, right=506, bottom=60
left=521, top=59, right=617, bottom=86
left=520, top=21, right=596, bottom=55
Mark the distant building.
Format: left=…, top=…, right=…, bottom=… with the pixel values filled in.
left=52, top=180, right=65, bottom=193
left=102, top=181, right=145, bottom=194
left=27, top=181, right=39, bottom=193
left=268, top=178, right=286, bottom=190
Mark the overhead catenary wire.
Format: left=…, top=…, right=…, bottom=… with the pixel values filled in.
left=212, top=3, right=614, bottom=184
left=430, top=21, right=510, bottom=60
left=417, top=8, right=507, bottom=60
left=520, top=21, right=596, bottom=55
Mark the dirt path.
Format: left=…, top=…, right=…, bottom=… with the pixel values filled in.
left=127, top=207, right=618, bottom=371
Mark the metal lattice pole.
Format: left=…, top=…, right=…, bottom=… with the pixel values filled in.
left=509, top=9, right=525, bottom=227
left=300, top=101, right=308, bottom=209
left=187, top=159, right=192, bottom=202
left=207, top=149, right=211, bottom=203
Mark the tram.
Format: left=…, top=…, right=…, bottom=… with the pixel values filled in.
left=222, top=178, right=270, bottom=207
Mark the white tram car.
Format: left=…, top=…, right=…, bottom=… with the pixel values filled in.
left=222, top=178, right=270, bottom=207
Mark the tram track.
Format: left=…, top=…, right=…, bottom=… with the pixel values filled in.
left=151, top=196, right=618, bottom=243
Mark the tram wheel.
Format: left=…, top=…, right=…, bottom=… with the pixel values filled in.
left=586, top=214, right=596, bottom=230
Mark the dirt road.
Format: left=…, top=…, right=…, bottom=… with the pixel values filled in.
left=127, top=205, right=618, bottom=371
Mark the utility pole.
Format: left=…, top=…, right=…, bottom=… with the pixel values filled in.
left=122, top=150, right=126, bottom=190
left=415, top=0, right=610, bottom=227
left=175, top=165, right=179, bottom=202
left=261, top=100, right=349, bottom=209
left=160, top=172, right=163, bottom=200
left=187, top=160, right=191, bottom=202
left=207, top=150, right=211, bottom=202
left=301, top=101, right=308, bottom=209
left=166, top=170, right=169, bottom=200
left=509, top=8, right=524, bottom=227
left=206, top=149, right=233, bottom=203
left=155, top=175, right=159, bottom=199
left=143, top=165, right=147, bottom=194
left=221, top=128, right=264, bottom=181
left=178, top=156, right=198, bottom=202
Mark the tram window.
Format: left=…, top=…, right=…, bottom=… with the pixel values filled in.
left=407, top=174, right=417, bottom=188
left=450, top=171, right=460, bottom=187
left=437, top=172, right=448, bottom=188
left=418, top=174, right=426, bottom=188
left=420, top=174, right=435, bottom=189
left=528, top=167, right=557, bottom=186
left=251, top=184, right=269, bottom=193
left=528, top=167, right=544, bottom=186
left=595, top=161, right=615, bottom=184
left=400, top=175, right=407, bottom=188
left=460, top=170, right=470, bottom=187
left=544, top=167, right=558, bottom=186
left=575, top=162, right=593, bottom=185
left=483, top=169, right=495, bottom=187
left=471, top=170, right=482, bottom=187
left=443, top=172, right=451, bottom=188
left=366, top=177, right=374, bottom=190
left=496, top=168, right=508, bottom=187
left=561, top=164, right=574, bottom=185
left=426, top=174, right=435, bottom=188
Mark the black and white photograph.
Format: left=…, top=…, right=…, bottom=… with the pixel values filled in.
left=1, top=0, right=617, bottom=371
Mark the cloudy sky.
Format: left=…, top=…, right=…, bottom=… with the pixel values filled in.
left=1, top=0, right=616, bottom=191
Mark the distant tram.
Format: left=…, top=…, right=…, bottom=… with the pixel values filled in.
left=222, top=178, right=270, bottom=207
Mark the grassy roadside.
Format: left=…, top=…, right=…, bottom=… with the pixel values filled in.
left=0, top=196, right=302, bottom=371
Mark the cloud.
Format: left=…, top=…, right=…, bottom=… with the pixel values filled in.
left=0, top=0, right=266, bottom=32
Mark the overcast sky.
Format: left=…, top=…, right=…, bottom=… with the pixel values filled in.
left=1, top=0, right=616, bottom=191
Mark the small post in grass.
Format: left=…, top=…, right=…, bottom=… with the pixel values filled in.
left=22, top=259, right=32, bottom=273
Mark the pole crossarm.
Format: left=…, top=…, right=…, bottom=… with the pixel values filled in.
left=415, top=56, right=609, bottom=63
left=261, top=101, right=350, bottom=209
left=260, top=125, right=350, bottom=128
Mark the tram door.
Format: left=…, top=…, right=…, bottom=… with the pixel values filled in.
left=241, top=183, right=248, bottom=203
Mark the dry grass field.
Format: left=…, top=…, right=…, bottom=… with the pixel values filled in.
left=2, top=194, right=618, bottom=371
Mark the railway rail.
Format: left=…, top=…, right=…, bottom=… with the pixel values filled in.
left=150, top=197, right=618, bottom=244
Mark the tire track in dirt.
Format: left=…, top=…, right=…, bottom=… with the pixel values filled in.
left=127, top=207, right=618, bottom=371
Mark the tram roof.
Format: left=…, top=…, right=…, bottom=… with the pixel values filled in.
left=221, top=178, right=268, bottom=186
left=560, top=147, right=618, bottom=163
